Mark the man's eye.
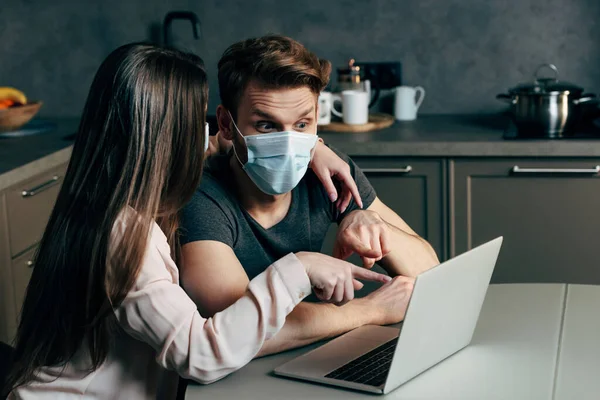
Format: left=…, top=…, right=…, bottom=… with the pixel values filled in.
left=296, top=122, right=308, bottom=129
left=255, top=122, right=275, bottom=132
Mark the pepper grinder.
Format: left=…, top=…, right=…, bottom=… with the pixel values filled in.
left=336, top=59, right=363, bottom=92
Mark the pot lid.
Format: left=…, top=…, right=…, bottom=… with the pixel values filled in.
left=509, top=64, right=584, bottom=95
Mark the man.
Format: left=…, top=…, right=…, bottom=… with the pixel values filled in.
left=180, top=35, right=439, bottom=356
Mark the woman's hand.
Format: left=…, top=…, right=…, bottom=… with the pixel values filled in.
left=310, top=140, right=363, bottom=213
left=296, top=251, right=391, bottom=306
left=205, top=134, right=220, bottom=157
left=205, top=131, right=233, bottom=157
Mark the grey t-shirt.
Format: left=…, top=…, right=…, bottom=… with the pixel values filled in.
left=180, top=148, right=376, bottom=280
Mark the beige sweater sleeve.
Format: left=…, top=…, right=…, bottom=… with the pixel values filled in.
left=114, top=234, right=311, bottom=384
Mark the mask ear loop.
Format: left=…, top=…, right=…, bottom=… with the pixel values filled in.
left=227, top=110, right=246, bottom=167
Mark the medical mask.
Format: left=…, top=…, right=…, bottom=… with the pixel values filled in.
left=204, top=122, right=209, bottom=152
left=228, top=112, right=318, bottom=195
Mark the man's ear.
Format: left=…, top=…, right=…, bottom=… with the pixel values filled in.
left=216, top=105, right=235, bottom=141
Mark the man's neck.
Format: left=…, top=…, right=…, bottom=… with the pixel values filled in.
left=229, top=155, right=292, bottom=229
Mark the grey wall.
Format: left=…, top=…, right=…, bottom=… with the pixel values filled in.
left=2, top=0, right=599, bottom=117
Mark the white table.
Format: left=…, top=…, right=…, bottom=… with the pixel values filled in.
left=186, top=284, right=600, bottom=399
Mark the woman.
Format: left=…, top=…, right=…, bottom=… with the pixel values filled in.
left=3, top=44, right=389, bottom=399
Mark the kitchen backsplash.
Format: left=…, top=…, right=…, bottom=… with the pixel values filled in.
left=2, top=0, right=599, bottom=117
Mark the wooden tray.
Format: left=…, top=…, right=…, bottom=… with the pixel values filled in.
left=318, top=113, right=395, bottom=133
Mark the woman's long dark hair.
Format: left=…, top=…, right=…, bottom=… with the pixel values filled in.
left=3, top=43, right=208, bottom=394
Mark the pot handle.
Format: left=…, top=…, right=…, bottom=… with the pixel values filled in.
left=534, top=63, right=559, bottom=81
left=572, top=93, right=598, bottom=105
left=496, top=93, right=516, bottom=104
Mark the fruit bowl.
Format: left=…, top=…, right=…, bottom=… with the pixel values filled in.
left=0, top=101, right=43, bottom=132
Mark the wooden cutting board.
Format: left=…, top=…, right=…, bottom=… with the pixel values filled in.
left=318, top=113, right=395, bottom=133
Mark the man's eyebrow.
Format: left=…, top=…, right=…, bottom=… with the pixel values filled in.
left=250, top=106, right=314, bottom=121
left=298, top=106, right=315, bottom=117
left=250, top=108, right=276, bottom=120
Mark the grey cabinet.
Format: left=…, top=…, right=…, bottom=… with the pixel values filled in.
left=0, top=163, right=67, bottom=343
left=0, top=194, right=14, bottom=343
left=10, top=247, right=36, bottom=332
left=451, top=158, right=600, bottom=284
left=356, top=158, right=447, bottom=260
left=321, top=157, right=447, bottom=267
left=6, top=164, right=65, bottom=257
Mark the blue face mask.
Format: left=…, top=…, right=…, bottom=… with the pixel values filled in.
left=229, top=113, right=318, bottom=195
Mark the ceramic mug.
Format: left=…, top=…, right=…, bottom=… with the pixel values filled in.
left=331, top=90, right=369, bottom=125
left=394, top=86, right=425, bottom=121
left=317, top=91, right=333, bottom=125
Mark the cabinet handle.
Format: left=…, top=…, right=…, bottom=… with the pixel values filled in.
left=361, top=166, right=413, bottom=174
left=21, top=175, right=60, bottom=197
left=27, top=260, right=34, bottom=268
left=511, top=166, right=600, bottom=175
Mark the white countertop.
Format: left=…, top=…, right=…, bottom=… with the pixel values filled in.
left=185, top=283, right=600, bottom=400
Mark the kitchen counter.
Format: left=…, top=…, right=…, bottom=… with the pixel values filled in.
left=186, top=283, right=600, bottom=400
left=0, top=118, right=77, bottom=191
left=319, top=114, right=600, bottom=157
left=3, top=114, right=600, bottom=192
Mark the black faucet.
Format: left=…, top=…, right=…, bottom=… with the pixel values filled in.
left=163, top=11, right=201, bottom=47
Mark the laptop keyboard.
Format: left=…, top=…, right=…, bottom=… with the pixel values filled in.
left=324, top=338, right=398, bottom=387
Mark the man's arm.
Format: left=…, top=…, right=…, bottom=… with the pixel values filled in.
left=180, top=241, right=250, bottom=316
left=259, top=273, right=414, bottom=357
left=181, top=241, right=391, bottom=357
left=323, top=149, right=437, bottom=277
left=368, top=197, right=439, bottom=276
left=334, top=196, right=439, bottom=278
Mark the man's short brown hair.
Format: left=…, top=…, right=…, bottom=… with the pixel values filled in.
left=218, top=35, right=331, bottom=117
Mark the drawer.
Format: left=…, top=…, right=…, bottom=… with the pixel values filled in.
left=451, top=158, right=600, bottom=284
left=6, top=164, right=67, bottom=257
left=11, top=246, right=36, bottom=329
left=0, top=194, right=14, bottom=343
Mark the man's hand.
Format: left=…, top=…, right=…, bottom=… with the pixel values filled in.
left=333, top=209, right=393, bottom=269
left=358, top=276, right=415, bottom=325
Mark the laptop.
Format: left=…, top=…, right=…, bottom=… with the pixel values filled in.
left=274, top=237, right=503, bottom=395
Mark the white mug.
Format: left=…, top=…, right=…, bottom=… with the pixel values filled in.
left=394, top=86, right=425, bottom=121
left=331, top=90, right=369, bottom=125
left=317, top=91, right=332, bottom=125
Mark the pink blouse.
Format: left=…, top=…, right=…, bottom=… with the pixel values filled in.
left=10, top=211, right=311, bottom=399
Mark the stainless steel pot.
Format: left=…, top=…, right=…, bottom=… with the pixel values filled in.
left=497, top=64, right=597, bottom=138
